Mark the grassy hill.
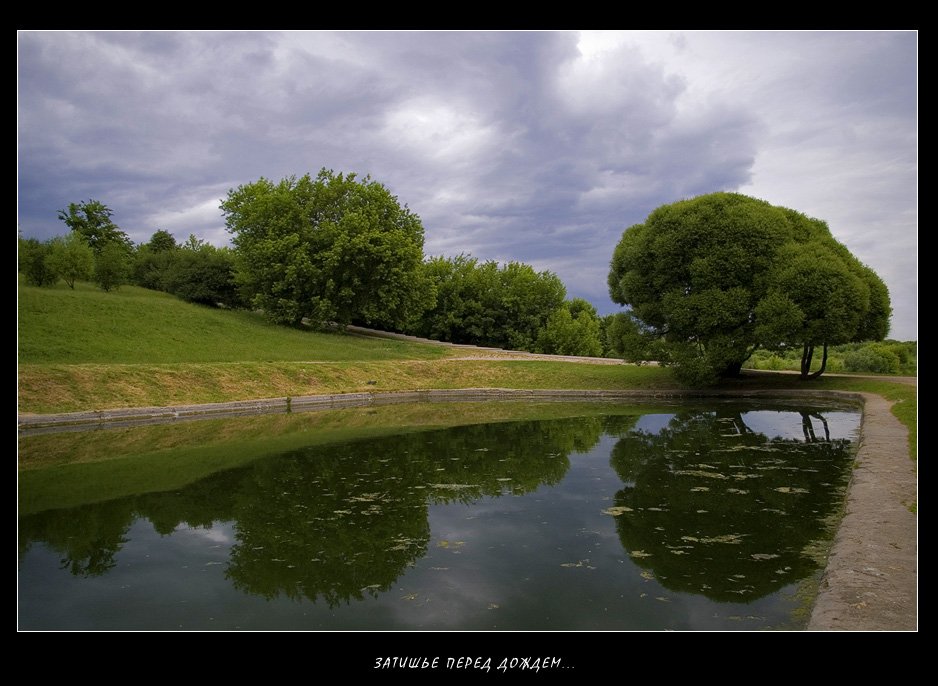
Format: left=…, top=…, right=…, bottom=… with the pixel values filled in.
left=17, top=280, right=676, bottom=414
left=19, top=281, right=447, bottom=364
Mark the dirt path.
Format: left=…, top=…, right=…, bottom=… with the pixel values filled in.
left=344, top=324, right=631, bottom=364
left=808, top=392, right=917, bottom=630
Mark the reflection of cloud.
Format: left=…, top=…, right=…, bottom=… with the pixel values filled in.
left=175, top=521, right=234, bottom=545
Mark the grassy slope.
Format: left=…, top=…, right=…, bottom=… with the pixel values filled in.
left=18, top=281, right=447, bottom=364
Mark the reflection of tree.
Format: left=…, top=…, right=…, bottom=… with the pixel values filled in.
left=223, top=445, right=433, bottom=605
left=19, top=501, right=134, bottom=577
left=608, top=407, right=853, bottom=602
left=223, top=421, right=585, bottom=605
left=800, top=411, right=830, bottom=443
left=20, top=415, right=602, bottom=605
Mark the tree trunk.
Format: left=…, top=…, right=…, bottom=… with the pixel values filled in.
left=722, top=360, right=743, bottom=377
left=800, top=412, right=818, bottom=442
left=800, top=344, right=814, bottom=379
left=806, top=343, right=829, bottom=380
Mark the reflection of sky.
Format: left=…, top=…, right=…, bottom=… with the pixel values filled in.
left=634, top=410, right=860, bottom=443
left=175, top=522, right=234, bottom=545
left=741, top=410, right=860, bottom=442
left=633, top=414, right=676, bottom=435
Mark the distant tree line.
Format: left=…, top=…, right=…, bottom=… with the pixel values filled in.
left=18, top=174, right=605, bottom=356
left=20, top=182, right=897, bottom=377
left=19, top=200, right=242, bottom=308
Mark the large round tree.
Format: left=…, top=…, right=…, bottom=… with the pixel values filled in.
left=608, top=192, right=891, bottom=384
left=222, top=169, right=432, bottom=329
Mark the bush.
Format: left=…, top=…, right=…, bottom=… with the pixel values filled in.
left=844, top=345, right=901, bottom=374
left=94, top=242, right=130, bottom=292
left=162, top=245, right=242, bottom=308
left=47, top=233, right=94, bottom=289
left=18, top=237, right=57, bottom=287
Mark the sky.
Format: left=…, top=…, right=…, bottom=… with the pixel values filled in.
left=17, top=30, right=918, bottom=340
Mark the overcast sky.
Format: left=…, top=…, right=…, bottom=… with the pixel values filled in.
left=17, top=30, right=917, bottom=339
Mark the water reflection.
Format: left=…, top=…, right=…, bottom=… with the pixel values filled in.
left=18, top=403, right=859, bottom=629
left=607, top=408, right=854, bottom=601
left=20, top=418, right=600, bottom=606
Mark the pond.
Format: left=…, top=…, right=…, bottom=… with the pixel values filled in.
left=18, top=400, right=859, bottom=630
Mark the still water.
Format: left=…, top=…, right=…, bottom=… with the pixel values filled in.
left=18, top=401, right=859, bottom=630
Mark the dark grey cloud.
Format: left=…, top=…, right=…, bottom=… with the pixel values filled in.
left=17, top=30, right=915, bottom=338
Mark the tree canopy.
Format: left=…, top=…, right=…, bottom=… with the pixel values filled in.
left=57, top=200, right=132, bottom=255
left=536, top=298, right=603, bottom=357
left=221, top=169, right=431, bottom=329
left=608, top=192, right=891, bottom=383
left=409, top=254, right=566, bottom=351
left=47, top=232, right=94, bottom=289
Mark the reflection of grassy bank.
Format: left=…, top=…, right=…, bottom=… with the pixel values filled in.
left=18, top=401, right=677, bottom=515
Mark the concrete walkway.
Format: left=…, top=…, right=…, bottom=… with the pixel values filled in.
left=808, top=392, right=918, bottom=630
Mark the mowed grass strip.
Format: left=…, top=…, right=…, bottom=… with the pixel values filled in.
left=18, top=281, right=447, bottom=364
left=18, top=360, right=676, bottom=414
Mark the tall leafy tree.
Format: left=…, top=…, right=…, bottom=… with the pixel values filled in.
left=608, top=193, right=891, bottom=383
left=57, top=200, right=132, bottom=255
left=222, top=170, right=432, bottom=329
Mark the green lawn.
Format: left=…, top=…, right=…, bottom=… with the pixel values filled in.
left=18, top=281, right=447, bottom=364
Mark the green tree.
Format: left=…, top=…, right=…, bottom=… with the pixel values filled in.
left=132, top=230, right=181, bottom=291
left=608, top=193, right=891, bottom=383
left=754, top=240, right=890, bottom=378
left=94, top=242, right=130, bottom=292
left=46, top=233, right=94, bottom=289
left=133, top=247, right=172, bottom=291
left=603, top=312, right=665, bottom=363
left=57, top=200, right=132, bottom=255
left=536, top=298, right=603, bottom=356
left=18, top=237, right=57, bottom=287
left=147, top=229, right=177, bottom=253
left=221, top=170, right=432, bottom=329
left=413, top=255, right=566, bottom=351
left=163, top=238, right=241, bottom=308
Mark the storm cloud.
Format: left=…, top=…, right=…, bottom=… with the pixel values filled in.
left=17, top=30, right=916, bottom=339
